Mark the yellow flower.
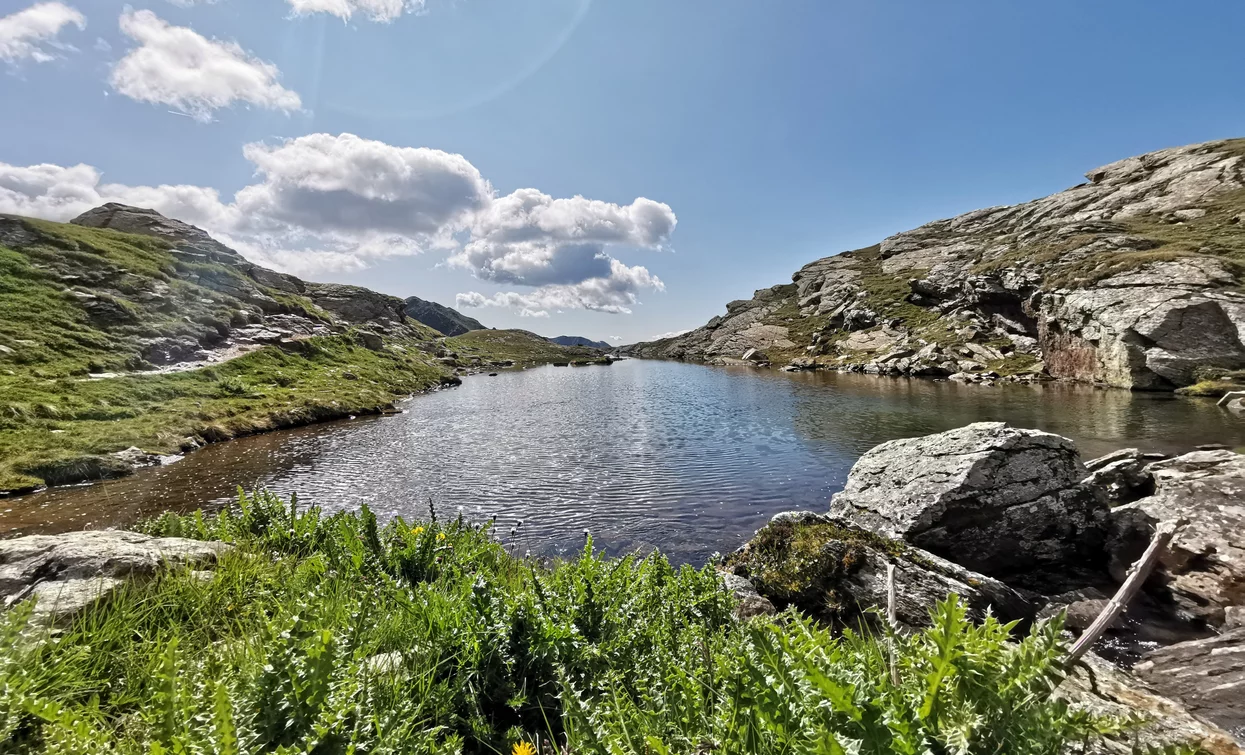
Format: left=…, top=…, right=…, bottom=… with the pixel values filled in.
left=437, top=532, right=447, bottom=541
left=413, top=526, right=424, bottom=535
left=512, top=742, right=536, bottom=755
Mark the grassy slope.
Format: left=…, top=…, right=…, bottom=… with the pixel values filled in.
left=0, top=491, right=1127, bottom=754
left=445, top=329, right=601, bottom=365
left=0, top=217, right=447, bottom=492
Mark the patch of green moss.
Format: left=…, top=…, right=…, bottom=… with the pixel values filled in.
left=724, top=519, right=923, bottom=622
left=1174, top=380, right=1244, bottom=397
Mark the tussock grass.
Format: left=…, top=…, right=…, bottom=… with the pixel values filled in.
left=0, top=492, right=1182, bottom=754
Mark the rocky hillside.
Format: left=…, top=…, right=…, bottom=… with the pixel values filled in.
left=402, top=295, right=486, bottom=336
left=627, top=138, right=1245, bottom=391
left=0, top=204, right=586, bottom=494
left=548, top=335, right=610, bottom=349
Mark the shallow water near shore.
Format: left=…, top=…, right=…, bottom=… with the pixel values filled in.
left=4, top=359, right=1244, bottom=563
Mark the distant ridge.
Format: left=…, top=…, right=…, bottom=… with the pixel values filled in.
left=402, top=297, right=486, bottom=336
left=549, top=335, right=610, bottom=350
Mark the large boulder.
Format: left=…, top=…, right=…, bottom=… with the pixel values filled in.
left=1108, top=450, right=1245, bottom=626
left=1059, top=652, right=1242, bottom=754
left=1133, top=628, right=1245, bottom=740
left=828, top=422, right=1109, bottom=587
left=0, top=531, right=230, bottom=625
left=305, top=282, right=406, bottom=325
left=721, top=512, right=1034, bottom=629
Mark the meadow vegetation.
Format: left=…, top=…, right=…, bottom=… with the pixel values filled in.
left=0, top=492, right=1195, bottom=754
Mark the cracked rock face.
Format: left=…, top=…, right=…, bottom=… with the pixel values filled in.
left=1108, top=450, right=1245, bottom=627
left=0, top=530, right=230, bottom=625
left=828, top=422, right=1109, bottom=585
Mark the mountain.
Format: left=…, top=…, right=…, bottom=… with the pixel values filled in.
left=548, top=335, right=611, bottom=349
left=627, top=138, right=1245, bottom=392
left=0, top=204, right=591, bottom=493
left=402, top=296, right=486, bottom=336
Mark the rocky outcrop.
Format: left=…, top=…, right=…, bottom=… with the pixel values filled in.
left=403, top=296, right=486, bottom=336
left=626, top=138, right=1245, bottom=390
left=722, top=511, right=1034, bottom=628
left=1108, top=450, right=1245, bottom=626
left=1082, top=448, right=1165, bottom=505
left=0, top=531, right=230, bottom=624
left=1134, top=629, right=1245, bottom=738
left=828, top=422, right=1109, bottom=586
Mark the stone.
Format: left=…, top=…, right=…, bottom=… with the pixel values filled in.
left=305, top=282, right=406, bottom=325
left=1108, top=450, right=1245, bottom=626
left=1134, top=628, right=1245, bottom=740
left=717, top=572, right=776, bottom=619
left=1059, top=652, right=1242, bottom=755
left=0, top=531, right=231, bottom=625
left=722, top=513, right=1033, bottom=629
left=1082, top=448, right=1161, bottom=505
left=357, top=331, right=384, bottom=351
left=828, top=422, right=1109, bottom=587
left=742, top=347, right=768, bottom=362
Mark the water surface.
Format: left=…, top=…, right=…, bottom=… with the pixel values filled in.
left=4, top=360, right=1243, bottom=563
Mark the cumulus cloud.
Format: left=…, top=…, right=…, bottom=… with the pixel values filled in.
left=235, top=133, right=490, bottom=240
left=1, top=132, right=675, bottom=313
left=110, top=9, right=302, bottom=121
left=0, top=2, right=85, bottom=64
left=286, top=0, right=423, bottom=23
left=651, top=329, right=691, bottom=340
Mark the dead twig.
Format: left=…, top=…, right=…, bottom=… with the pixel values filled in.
left=1065, top=518, right=1186, bottom=666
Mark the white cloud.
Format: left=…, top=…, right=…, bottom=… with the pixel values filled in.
left=651, top=329, right=691, bottom=340
left=235, top=133, right=490, bottom=239
left=110, top=9, right=302, bottom=122
left=1, top=132, right=675, bottom=314
left=286, top=0, right=423, bottom=23
left=0, top=2, right=85, bottom=64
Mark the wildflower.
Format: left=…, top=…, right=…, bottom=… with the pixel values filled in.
left=512, top=742, right=536, bottom=755
left=437, top=532, right=446, bottom=541
left=413, top=526, right=424, bottom=534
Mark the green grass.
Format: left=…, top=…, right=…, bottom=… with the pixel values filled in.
left=0, top=336, right=445, bottom=492
left=444, top=330, right=600, bottom=366
left=0, top=216, right=457, bottom=492
left=0, top=491, right=1174, bottom=754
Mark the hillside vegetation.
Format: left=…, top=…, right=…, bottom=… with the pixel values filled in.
left=0, top=491, right=1156, bottom=755
left=0, top=207, right=589, bottom=494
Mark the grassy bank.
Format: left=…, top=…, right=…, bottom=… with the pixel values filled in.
left=0, top=492, right=1172, bottom=754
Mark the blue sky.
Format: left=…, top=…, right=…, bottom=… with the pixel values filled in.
left=2, top=0, right=1244, bottom=343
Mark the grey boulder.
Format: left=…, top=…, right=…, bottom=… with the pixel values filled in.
left=828, top=422, right=1109, bottom=586
left=0, top=531, right=231, bottom=625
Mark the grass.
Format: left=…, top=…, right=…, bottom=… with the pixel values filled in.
left=0, top=490, right=1178, bottom=754
left=0, top=216, right=457, bottom=492
left=444, top=330, right=601, bottom=366
left=0, top=336, right=446, bottom=492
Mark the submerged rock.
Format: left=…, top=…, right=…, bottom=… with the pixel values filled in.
left=0, top=531, right=230, bottom=625
left=722, top=512, right=1033, bottom=629
left=828, top=422, right=1109, bottom=587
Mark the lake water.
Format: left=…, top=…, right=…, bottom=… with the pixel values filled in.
left=4, top=359, right=1244, bottom=563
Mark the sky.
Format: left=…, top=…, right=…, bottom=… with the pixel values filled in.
left=2, top=1, right=1244, bottom=344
